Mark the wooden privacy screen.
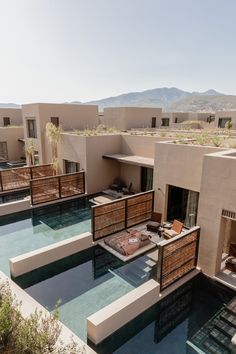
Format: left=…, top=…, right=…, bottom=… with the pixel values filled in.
left=30, top=171, right=85, bottom=205
left=92, top=190, right=154, bottom=241
left=0, top=164, right=54, bottom=192
left=157, top=226, right=200, bottom=291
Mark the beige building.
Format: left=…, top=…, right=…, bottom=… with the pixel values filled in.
left=103, top=107, right=162, bottom=130
left=22, top=103, right=99, bottom=164
left=0, top=127, right=24, bottom=162
left=161, top=111, right=213, bottom=126
left=0, top=108, right=22, bottom=127
left=215, top=110, right=236, bottom=129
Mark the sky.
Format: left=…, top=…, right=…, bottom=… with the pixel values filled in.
left=0, top=0, right=236, bottom=104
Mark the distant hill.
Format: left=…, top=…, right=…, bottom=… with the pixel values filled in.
left=169, top=95, right=236, bottom=112
left=76, top=87, right=222, bottom=111
left=2, top=87, right=236, bottom=112
left=0, top=103, right=21, bottom=109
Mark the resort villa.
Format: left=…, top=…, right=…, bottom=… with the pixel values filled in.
left=0, top=103, right=235, bottom=353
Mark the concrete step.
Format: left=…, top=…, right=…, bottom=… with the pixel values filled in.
left=215, top=318, right=236, bottom=338
left=203, top=337, right=230, bottom=354
left=220, top=310, right=236, bottom=329
left=209, top=327, right=231, bottom=350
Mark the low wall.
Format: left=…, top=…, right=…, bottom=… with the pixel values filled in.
left=0, top=271, right=96, bottom=353
left=10, top=232, right=93, bottom=277
left=0, top=197, right=30, bottom=216
left=87, top=279, right=160, bottom=344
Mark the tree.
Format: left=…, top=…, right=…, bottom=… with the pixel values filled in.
left=25, top=139, right=36, bottom=166
left=46, top=123, right=62, bottom=174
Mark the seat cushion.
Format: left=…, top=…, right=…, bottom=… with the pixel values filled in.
left=163, top=229, right=178, bottom=239
left=147, top=222, right=160, bottom=232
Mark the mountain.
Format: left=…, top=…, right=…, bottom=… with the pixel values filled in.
left=0, top=103, right=21, bottom=108
left=169, top=95, right=236, bottom=112
left=79, top=87, right=222, bottom=111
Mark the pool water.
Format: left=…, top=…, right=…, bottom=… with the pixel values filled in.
left=15, top=246, right=157, bottom=341
left=92, top=274, right=235, bottom=354
left=0, top=197, right=91, bottom=275
left=0, top=190, right=30, bottom=204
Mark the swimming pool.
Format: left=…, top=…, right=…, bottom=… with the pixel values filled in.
left=14, top=246, right=157, bottom=341
left=92, top=274, right=235, bottom=354
left=0, top=190, right=30, bottom=204
left=0, top=197, right=91, bottom=275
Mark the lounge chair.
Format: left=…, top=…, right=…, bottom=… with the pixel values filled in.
left=146, top=212, right=162, bottom=233
left=163, top=220, right=183, bottom=239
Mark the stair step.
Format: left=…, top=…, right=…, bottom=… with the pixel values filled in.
left=215, top=319, right=236, bottom=338
left=220, top=310, right=236, bottom=329
left=226, top=297, right=236, bottom=316
left=203, top=337, right=230, bottom=354
left=209, top=328, right=231, bottom=349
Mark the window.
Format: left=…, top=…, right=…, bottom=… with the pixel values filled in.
left=27, top=119, right=37, bottom=138
left=151, top=117, right=156, bottom=128
left=0, top=142, right=8, bottom=161
left=51, top=117, right=59, bottom=127
left=161, top=118, right=169, bottom=127
left=167, top=185, right=199, bottom=227
left=218, top=117, right=231, bottom=128
left=141, top=167, right=153, bottom=192
left=3, top=117, right=10, bottom=126
left=64, top=160, right=80, bottom=174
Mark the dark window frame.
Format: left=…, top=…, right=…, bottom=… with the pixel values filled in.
left=3, top=117, right=10, bottom=126
left=51, top=117, right=59, bottom=127
left=27, top=119, right=37, bottom=138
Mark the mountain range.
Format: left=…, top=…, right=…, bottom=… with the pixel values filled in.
left=2, top=87, right=236, bottom=112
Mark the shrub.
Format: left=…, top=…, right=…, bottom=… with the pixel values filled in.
left=0, top=281, right=85, bottom=354
left=211, top=135, right=222, bottom=147
left=225, top=120, right=233, bottom=130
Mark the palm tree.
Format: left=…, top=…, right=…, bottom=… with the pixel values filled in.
left=46, top=122, right=62, bottom=174
left=24, top=139, right=35, bottom=166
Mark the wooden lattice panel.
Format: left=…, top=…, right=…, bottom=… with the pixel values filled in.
left=1, top=167, right=31, bottom=191
left=60, top=173, right=85, bottom=198
left=31, top=164, right=54, bottom=179
left=31, top=177, right=60, bottom=205
left=159, top=228, right=199, bottom=290
left=93, top=200, right=126, bottom=240
left=30, top=171, right=85, bottom=205
left=127, top=198, right=153, bottom=227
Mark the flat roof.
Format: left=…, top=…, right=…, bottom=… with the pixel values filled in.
left=103, top=153, right=154, bottom=168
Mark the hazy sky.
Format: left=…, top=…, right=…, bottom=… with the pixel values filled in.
left=0, top=0, right=236, bottom=104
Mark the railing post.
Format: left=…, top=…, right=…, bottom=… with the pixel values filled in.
left=0, top=172, right=3, bottom=192
left=58, top=176, right=62, bottom=199
left=125, top=198, right=128, bottom=229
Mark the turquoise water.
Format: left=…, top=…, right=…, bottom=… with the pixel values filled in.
left=0, top=198, right=91, bottom=275
left=15, top=247, right=156, bottom=341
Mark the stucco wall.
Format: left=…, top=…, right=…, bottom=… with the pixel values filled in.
left=197, top=150, right=236, bottom=276
left=0, top=127, right=24, bottom=161
left=153, top=142, right=226, bottom=218
left=103, top=107, right=162, bottom=130
left=22, top=103, right=99, bottom=164
left=121, top=135, right=167, bottom=158
left=0, top=108, right=22, bottom=126
left=120, top=163, right=141, bottom=192
left=85, top=135, right=121, bottom=194
left=215, top=110, right=236, bottom=129
left=58, top=134, right=121, bottom=194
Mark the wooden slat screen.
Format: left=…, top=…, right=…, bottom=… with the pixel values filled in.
left=0, top=167, right=31, bottom=191
left=60, top=173, right=85, bottom=198
left=31, top=164, right=54, bottom=179
left=127, top=192, right=153, bottom=227
left=0, top=164, right=54, bottom=192
left=157, top=227, right=200, bottom=291
left=92, top=190, right=154, bottom=241
left=30, top=171, right=85, bottom=205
